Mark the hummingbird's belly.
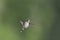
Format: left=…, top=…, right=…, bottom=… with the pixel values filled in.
left=24, top=22, right=29, bottom=28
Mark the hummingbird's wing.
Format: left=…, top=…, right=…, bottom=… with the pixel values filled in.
left=20, top=20, right=23, bottom=25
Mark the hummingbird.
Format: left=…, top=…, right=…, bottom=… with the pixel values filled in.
left=20, top=19, right=30, bottom=32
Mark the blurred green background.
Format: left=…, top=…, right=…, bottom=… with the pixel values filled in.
left=0, top=0, right=60, bottom=40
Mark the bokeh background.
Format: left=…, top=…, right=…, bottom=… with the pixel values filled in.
left=0, top=0, right=60, bottom=40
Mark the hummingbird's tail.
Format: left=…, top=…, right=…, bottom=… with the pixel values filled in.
left=20, top=30, right=23, bottom=32
left=20, top=28, right=24, bottom=32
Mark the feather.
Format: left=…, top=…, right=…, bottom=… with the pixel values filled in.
left=20, top=20, right=23, bottom=25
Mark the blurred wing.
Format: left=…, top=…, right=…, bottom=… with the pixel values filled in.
left=28, top=19, right=30, bottom=23
left=20, top=21, right=23, bottom=25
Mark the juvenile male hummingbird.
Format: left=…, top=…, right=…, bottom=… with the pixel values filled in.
left=20, top=19, right=30, bottom=32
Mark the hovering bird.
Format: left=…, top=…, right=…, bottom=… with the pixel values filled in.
left=20, top=19, right=30, bottom=32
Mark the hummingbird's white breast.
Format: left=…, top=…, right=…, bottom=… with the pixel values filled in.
left=24, top=22, right=29, bottom=28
